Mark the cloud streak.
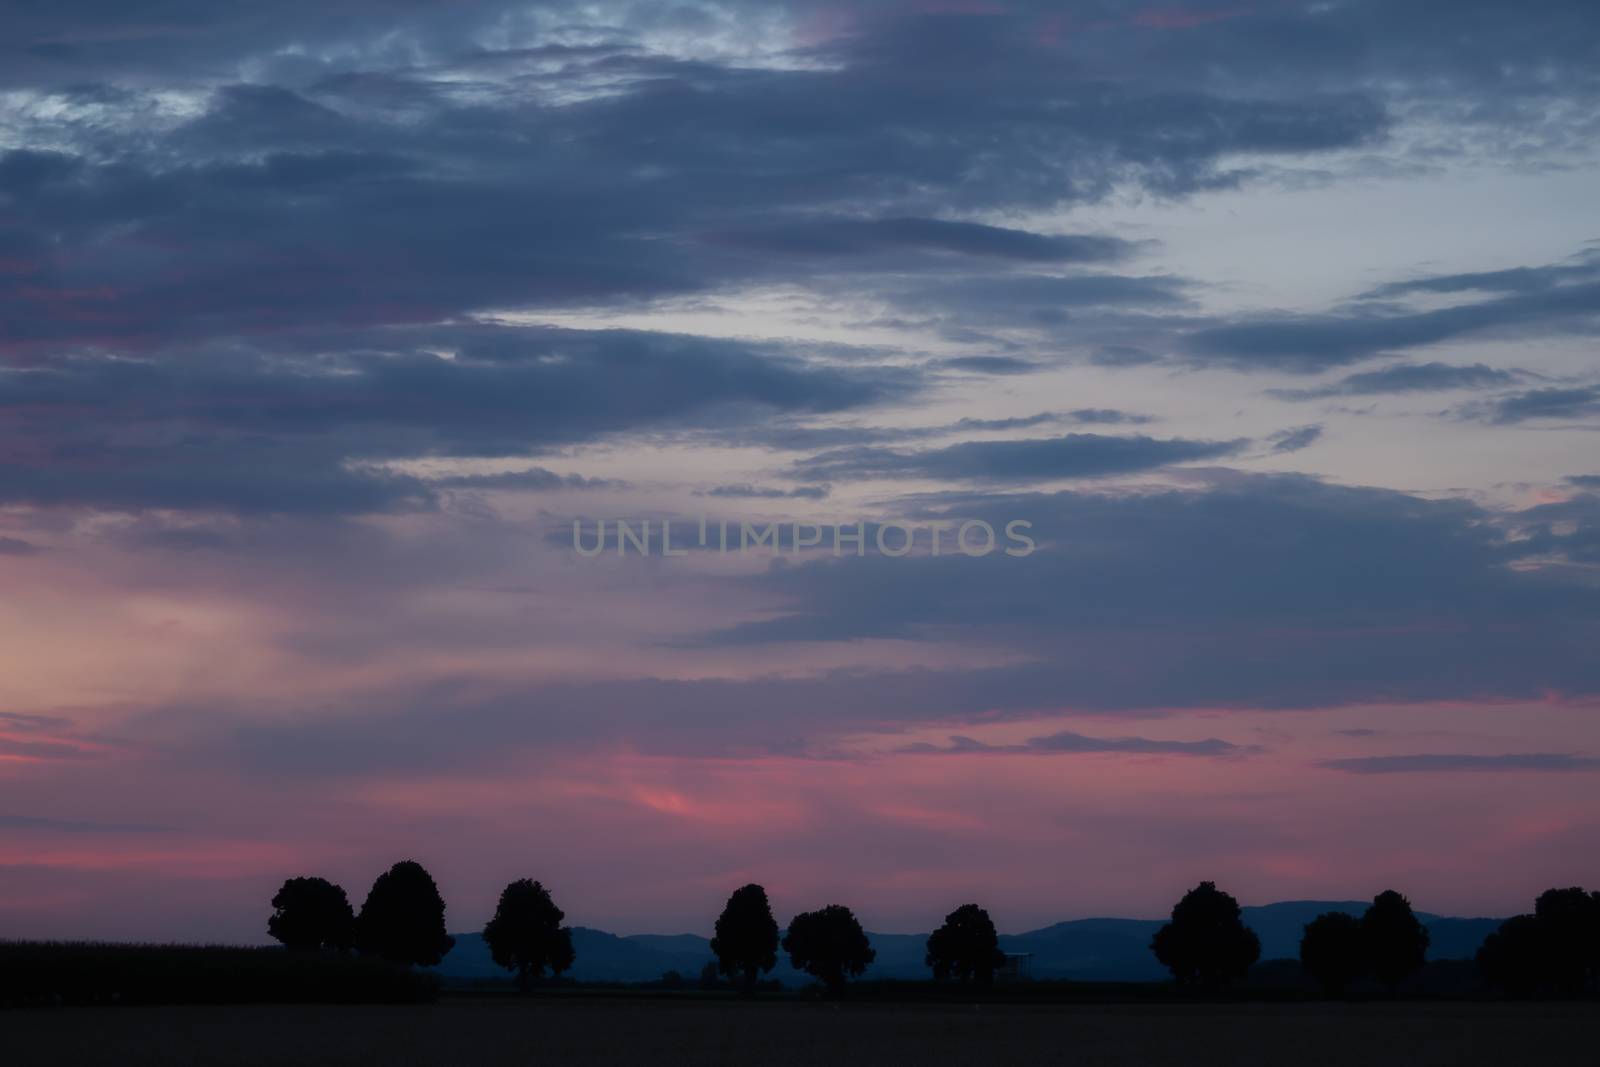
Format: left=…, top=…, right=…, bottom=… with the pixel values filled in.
left=1318, top=753, right=1600, bottom=774
left=1269, top=362, right=1525, bottom=400
left=795, top=433, right=1248, bottom=483
left=901, top=731, right=1253, bottom=757
left=1184, top=252, right=1600, bottom=372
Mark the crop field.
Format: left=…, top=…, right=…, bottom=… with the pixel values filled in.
left=5, top=996, right=1596, bottom=1066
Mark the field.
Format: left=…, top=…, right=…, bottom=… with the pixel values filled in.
left=5, top=997, right=1597, bottom=1066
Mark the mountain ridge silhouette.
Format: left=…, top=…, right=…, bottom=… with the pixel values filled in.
left=429, top=901, right=1503, bottom=984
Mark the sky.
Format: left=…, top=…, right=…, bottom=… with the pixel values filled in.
left=1, top=0, right=1598, bottom=943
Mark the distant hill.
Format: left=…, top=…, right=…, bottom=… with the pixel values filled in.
left=1422, top=917, right=1504, bottom=960
left=430, top=903, right=1504, bottom=986
left=1001, top=917, right=1167, bottom=980
left=435, top=928, right=713, bottom=985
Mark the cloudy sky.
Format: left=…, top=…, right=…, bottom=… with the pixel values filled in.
left=2, top=1, right=1598, bottom=941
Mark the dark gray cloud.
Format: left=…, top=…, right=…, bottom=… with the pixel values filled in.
left=6, top=0, right=1596, bottom=129
left=1474, top=386, right=1600, bottom=424
left=795, top=433, right=1246, bottom=483
left=950, top=413, right=1066, bottom=432
left=1269, top=362, right=1524, bottom=400
left=900, top=731, right=1251, bottom=757
left=690, top=422, right=929, bottom=452
left=1362, top=256, right=1600, bottom=298
left=0, top=10, right=1390, bottom=367
left=431, top=468, right=621, bottom=492
left=936, top=356, right=1040, bottom=376
left=677, top=410, right=1156, bottom=455
left=3, top=0, right=1589, bottom=524
left=0, top=454, right=428, bottom=517
left=0, top=326, right=912, bottom=514
left=1318, top=753, right=1600, bottom=774
left=0, top=814, right=172, bottom=833
left=1061, top=408, right=1156, bottom=426
left=1267, top=424, right=1323, bottom=454
left=949, top=410, right=1153, bottom=432
left=1184, top=251, right=1600, bottom=372
left=0, top=1, right=527, bottom=88
left=1092, top=345, right=1163, bottom=367
left=1184, top=282, right=1600, bottom=372
left=700, top=483, right=831, bottom=500
left=694, top=473, right=1600, bottom=712
left=112, top=469, right=1600, bottom=769
left=1499, top=491, right=1600, bottom=566
left=902, top=273, right=1193, bottom=326
left=132, top=665, right=1271, bottom=773
left=139, top=470, right=1600, bottom=763
left=0, top=5, right=1593, bottom=762
left=0, top=4, right=1411, bottom=518
left=708, top=217, right=1133, bottom=264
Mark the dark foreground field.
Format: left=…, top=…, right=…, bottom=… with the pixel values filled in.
left=6, top=997, right=1598, bottom=1066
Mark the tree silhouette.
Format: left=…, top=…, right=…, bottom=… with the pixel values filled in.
left=1150, top=881, right=1260, bottom=986
left=482, top=879, right=575, bottom=989
left=1361, top=890, right=1428, bottom=990
left=1532, top=886, right=1595, bottom=994
left=782, top=905, right=875, bottom=995
left=925, top=903, right=1005, bottom=987
left=354, top=860, right=456, bottom=967
left=267, top=876, right=355, bottom=952
left=1476, top=914, right=1543, bottom=996
left=710, top=884, right=780, bottom=993
left=1589, top=890, right=1600, bottom=988
left=1299, top=911, right=1365, bottom=995
left=1593, top=891, right=1600, bottom=985
left=1477, top=886, right=1599, bottom=996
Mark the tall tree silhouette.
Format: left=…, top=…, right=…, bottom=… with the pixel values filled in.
left=925, top=903, right=1005, bottom=987
left=482, top=879, right=575, bottom=989
left=267, top=876, right=354, bottom=952
left=1476, top=913, right=1544, bottom=996
left=1150, top=881, right=1260, bottom=986
left=1532, top=886, right=1595, bottom=994
left=1299, top=911, right=1365, bottom=995
left=1588, top=889, right=1600, bottom=988
left=710, top=884, right=779, bottom=993
left=1478, top=886, right=1599, bottom=996
left=1593, top=890, right=1600, bottom=985
left=782, top=905, right=875, bottom=995
left=1361, top=890, right=1428, bottom=990
left=354, top=860, right=456, bottom=967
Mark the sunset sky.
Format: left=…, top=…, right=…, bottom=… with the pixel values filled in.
left=2, top=0, right=1598, bottom=943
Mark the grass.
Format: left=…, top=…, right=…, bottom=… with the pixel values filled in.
left=4, top=996, right=1597, bottom=1066
left=0, top=941, right=437, bottom=1006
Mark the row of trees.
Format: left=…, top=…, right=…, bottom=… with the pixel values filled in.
left=268, top=865, right=577, bottom=987
left=268, top=865, right=990, bottom=993
left=268, top=862, right=453, bottom=965
left=1299, top=890, right=1430, bottom=993
left=1476, top=887, right=1600, bottom=995
left=697, top=886, right=1014, bottom=993
left=1153, top=882, right=1436, bottom=993
left=1299, top=885, right=1600, bottom=996
left=270, top=867, right=1600, bottom=995
left=1175, top=879, right=1600, bottom=996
